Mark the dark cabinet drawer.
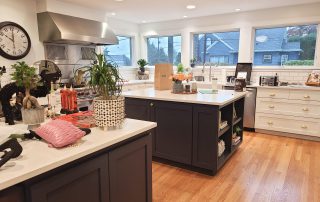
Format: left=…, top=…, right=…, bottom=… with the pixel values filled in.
left=0, top=186, right=24, bottom=202
left=28, top=154, right=109, bottom=202
left=150, top=101, right=193, bottom=164
left=109, top=135, right=152, bottom=202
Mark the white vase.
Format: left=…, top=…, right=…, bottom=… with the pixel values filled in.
left=93, top=96, right=125, bottom=128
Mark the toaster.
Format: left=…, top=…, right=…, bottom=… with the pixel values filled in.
left=259, top=76, right=279, bottom=86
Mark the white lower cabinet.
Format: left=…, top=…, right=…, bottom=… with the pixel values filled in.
left=255, top=87, right=320, bottom=138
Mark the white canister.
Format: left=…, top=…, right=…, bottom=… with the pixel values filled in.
left=211, top=78, right=218, bottom=90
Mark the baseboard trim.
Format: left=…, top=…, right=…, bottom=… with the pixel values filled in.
left=255, top=129, right=320, bottom=142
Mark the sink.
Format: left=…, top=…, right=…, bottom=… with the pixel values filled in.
left=194, top=76, right=205, bottom=82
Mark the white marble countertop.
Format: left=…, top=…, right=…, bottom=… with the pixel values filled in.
left=0, top=119, right=157, bottom=191
left=123, top=80, right=154, bottom=86
left=123, top=88, right=247, bottom=106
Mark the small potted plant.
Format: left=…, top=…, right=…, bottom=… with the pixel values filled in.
left=190, top=58, right=197, bottom=68
left=90, top=53, right=125, bottom=129
left=137, top=59, right=148, bottom=75
left=177, top=63, right=184, bottom=73
left=11, top=61, right=44, bottom=129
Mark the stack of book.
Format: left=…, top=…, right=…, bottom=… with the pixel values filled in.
left=219, top=121, right=228, bottom=130
left=232, top=136, right=241, bottom=145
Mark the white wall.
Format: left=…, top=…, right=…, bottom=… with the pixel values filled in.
left=0, top=0, right=44, bottom=85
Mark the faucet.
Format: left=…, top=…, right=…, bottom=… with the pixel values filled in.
left=209, top=63, right=219, bottom=81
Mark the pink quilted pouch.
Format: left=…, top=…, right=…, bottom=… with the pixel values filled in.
left=35, top=120, right=85, bottom=148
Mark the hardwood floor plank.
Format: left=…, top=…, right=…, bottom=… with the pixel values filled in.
left=152, top=132, right=320, bottom=202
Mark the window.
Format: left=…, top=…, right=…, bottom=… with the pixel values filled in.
left=103, top=36, right=132, bottom=66
left=263, top=54, right=272, bottom=63
left=147, top=35, right=181, bottom=66
left=254, top=25, right=318, bottom=66
left=193, top=31, right=240, bottom=65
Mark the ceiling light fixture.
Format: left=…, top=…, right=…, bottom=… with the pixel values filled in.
left=183, top=16, right=188, bottom=18
left=142, top=20, right=147, bottom=23
left=186, top=5, right=196, bottom=10
left=115, top=0, right=124, bottom=2
left=235, top=8, right=241, bottom=12
left=111, top=12, right=116, bottom=16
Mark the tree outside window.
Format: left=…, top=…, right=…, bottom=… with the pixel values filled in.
left=103, top=36, right=132, bottom=66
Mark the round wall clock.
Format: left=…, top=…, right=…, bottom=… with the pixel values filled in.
left=0, top=21, right=31, bottom=60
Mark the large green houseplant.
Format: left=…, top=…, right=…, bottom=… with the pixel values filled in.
left=11, top=61, right=44, bottom=128
left=90, top=53, right=125, bottom=129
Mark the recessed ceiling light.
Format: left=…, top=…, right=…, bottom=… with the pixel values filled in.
left=183, top=16, right=188, bottom=18
left=235, top=8, right=241, bottom=12
left=111, top=12, right=116, bottom=16
left=142, top=20, right=147, bottom=23
left=186, top=5, right=196, bottom=9
left=115, top=0, right=124, bottom=2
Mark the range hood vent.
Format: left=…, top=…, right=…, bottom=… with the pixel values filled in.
left=37, top=12, right=118, bottom=45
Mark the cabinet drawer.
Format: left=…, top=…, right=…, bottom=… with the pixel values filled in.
left=256, top=98, right=320, bottom=118
left=289, top=90, right=320, bottom=102
left=255, top=113, right=320, bottom=137
left=257, top=88, right=289, bottom=99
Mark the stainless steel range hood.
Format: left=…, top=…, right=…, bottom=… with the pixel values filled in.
left=37, top=12, right=118, bottom=45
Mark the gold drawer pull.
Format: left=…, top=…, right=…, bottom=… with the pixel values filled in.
left=304, top=95, right=310, bottom=99
left=301, top=125, right=308, bottom=129
left=302, top=108, right=309, bottom=112
left=267, top=121, right=273, bottom=125
left=268, top=105, right=275, bottom=109
left=269, top=93, right=276, bottom=97
left=150, top=102, right=154, bottom=107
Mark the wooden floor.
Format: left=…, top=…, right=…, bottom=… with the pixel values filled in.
left=152, top=132, right=320, bottom=202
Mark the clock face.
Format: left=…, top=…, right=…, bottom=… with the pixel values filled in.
left=0, top=22, right=31, bottom=60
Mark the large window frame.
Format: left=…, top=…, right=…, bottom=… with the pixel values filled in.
left=146, top=35, right=182, bottom=66
left=190, top=27, right=241, bottom=67
left=102, top=35, right=133, bottom=67
left=252, top=24, right=319, bottom=68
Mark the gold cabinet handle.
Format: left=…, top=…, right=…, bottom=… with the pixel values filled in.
left=302, top=108, right=309, bottom=112
left=269, top=93, right=276, bottom=97
left=267, top=121, right=273, bottom=125
left=150, top=102, right=154, bottom=107
left=304, top=95, right=310, bottom=99
left=268, top=105, right=275, bottom=109
left=301, top=125, right=308, bottom=129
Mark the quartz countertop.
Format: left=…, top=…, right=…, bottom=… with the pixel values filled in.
left=256, top=85, right=320, bottom=91
left=123, top=88, right=247, bottom=106
left=0, top=119, right=157, bottom=191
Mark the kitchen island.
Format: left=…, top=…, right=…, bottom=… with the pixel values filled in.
left=0, top=119, right=156, bottom=202
left=123, top=88, right=246, bottom=175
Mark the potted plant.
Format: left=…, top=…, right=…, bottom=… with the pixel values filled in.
left=190, top=58, right=197, bottom=68
left=90, top=53, right=125, bottom=129
left=137, top=59, right=148, bottom=75
left=11, top=61, right=44, bottom=129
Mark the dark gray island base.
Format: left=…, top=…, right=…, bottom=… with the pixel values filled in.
left=0, top=120, right=155, bottom=202
left=125, top=90, right=245, bottom=175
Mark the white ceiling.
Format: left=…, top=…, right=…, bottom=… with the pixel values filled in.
left=56, top=0, right=320, bottom=23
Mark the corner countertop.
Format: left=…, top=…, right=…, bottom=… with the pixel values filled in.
left=0, top=119, right=157, bottom=191
left=123, top=88, right=247, bottom=106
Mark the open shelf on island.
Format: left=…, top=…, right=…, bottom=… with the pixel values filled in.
left=218, top=125, right=230, bottom=138
left=233, top=117, right=242, bottom=126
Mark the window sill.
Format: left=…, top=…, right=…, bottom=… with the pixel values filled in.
left=193, top=65, right=320, bottom=71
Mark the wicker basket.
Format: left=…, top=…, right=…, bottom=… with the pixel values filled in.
left=93, top=96, right=125, bottom=128
left=21, top=108, right=45, bottom=125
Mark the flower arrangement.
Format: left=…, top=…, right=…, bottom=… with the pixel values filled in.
left=170, top=73, right=192, bottom=83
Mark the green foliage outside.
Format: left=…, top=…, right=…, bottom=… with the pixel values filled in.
left=284, top=60, right=314, bottom=66
left=288, top=32, right=317, bottom=61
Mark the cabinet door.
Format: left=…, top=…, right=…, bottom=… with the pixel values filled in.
left=109, top=134, right=152, bottom=202
left=150, top=101, right=193, bottom=164
left=0, top=186, right=24, bottom=202
left=125, top=98, right=150, bottom=121
left=29, top=154, right=109, bottom=202
left=192, top=105, right=219, bottom=172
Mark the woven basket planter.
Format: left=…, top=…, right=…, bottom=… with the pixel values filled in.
left=93, top=96, right=125, bottom=128
left=21, top=108, right=45, bottom=125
